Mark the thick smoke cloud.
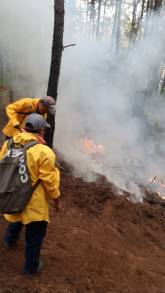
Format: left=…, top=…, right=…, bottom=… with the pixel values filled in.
left=0, top=0, right=53, bottom=95
left=0, top=0, right=165, bottom=200
left=56, top=10, right=165, bottom=201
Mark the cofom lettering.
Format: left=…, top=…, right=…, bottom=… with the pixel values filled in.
left=4, top=148, right=29, bottom=183
left=18, top=154, right=28, bottom=183
left=4, top=148, right=23, bottom=158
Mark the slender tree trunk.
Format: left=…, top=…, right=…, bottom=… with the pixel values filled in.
left=91, top=0, right=96, bottom=39
left=161, top=75, right=165, bottom=94
left=130, top=0, right=137, bottom=41
left=85, top=0, right=90, bottom=38
left=146, top=0, right=150, bottom=10
left=102, top=0, right=107, bottom=36
left=154, top=0, right=163, bottom=10
left=96, top=0, right=102, bottom=39
left=111, top=0, right=122, bottom=53
left=140, top=0, right=146, bottom=19
left=45, top=0, right=64, bottom=148
left=158, top=61, right=165, bottom=94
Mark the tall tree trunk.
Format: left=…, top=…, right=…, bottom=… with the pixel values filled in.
left=140, top=0, right=146, bottom=19
left=90, top=0, right=96, bottom=40
left=111, top=0, right=122, bottom=53
left=45, top=0, right=64, bottom=148
left=130, top=0, right=138, bottom=41
left=161, top=75, right=165, bottom=94
left=96, top=0, right=102, bottom=39
left=146, top=0, right=150, bottom=11
left=102, top=0, right=107, bottom=36
left=154, top=0, right=163, bottom=10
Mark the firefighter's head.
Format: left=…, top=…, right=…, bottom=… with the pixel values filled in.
left=25, top=113, right=50, bottom=136
left=37, top=96, right=56, bottom=115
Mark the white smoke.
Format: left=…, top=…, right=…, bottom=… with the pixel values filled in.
left=0, top=0, right=53, bottom=96
left=55, top=9, right=165, bottom=201
left=0, top=0, right=165, bottom=200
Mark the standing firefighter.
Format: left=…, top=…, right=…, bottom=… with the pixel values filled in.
left=2, top=96, right=56, bottom=138
left=0, top=113, right=60, bottom=275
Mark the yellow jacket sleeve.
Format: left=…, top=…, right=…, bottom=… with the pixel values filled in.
left=38, top=147, right=60, bottom=199
left=0, top=141, right=8, bottom=160
left=6, top=98, right=38, bottom=127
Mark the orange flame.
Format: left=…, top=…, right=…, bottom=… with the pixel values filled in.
left=81, top=137, right=104, bottom=155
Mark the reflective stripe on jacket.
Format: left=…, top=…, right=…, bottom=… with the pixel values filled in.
left=2, top=97, right=41, bottom=137
left=0, top=132, right=60, bottom=224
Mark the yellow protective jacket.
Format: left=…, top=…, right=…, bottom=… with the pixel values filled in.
left=2, top=97, right=41, bottom=137
left=0, top=132, right=60, bottom=224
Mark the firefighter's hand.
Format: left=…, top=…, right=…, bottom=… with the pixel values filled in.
left=53, top=199, right=63, bottom=212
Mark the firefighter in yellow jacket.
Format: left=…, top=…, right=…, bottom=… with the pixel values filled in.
left=0, top=113, right=60, bottom=275
left=2, top=96, right=56, bottom=138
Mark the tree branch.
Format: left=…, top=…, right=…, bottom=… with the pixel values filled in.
left=63, top=43, right=76, bottom=49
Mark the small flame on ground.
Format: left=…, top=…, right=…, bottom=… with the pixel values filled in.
left=80, top=136, right=105, bottom=163
left=148, top=176, right=165, bottom=199
left=81, top=137, right=104, bottom=155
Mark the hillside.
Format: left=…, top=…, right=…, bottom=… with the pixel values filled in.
left=0, top=87, right=165, bottom=293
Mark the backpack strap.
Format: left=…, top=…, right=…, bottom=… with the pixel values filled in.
left=7, top=138, right=24, bottom=149
left=7, top=138, right=13, bottom=148
left=7, top=139, right=38, bottom=152
left=7, top=139, right=39, bottom=150
left=17, top=111, right=35, bottom=115
left=7, top=139, right=24, bottom=158
left=32, top=179, right=41, bottom=192
left=7, top=138, right=17, bottom=149
left=23, top=140, right=41, bottom=191
left=23, top=140, right=39, bottom=151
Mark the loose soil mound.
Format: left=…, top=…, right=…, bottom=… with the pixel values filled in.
left=0, top=87, right=165, bottom=293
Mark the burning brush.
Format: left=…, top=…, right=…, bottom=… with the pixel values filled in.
left=80, top=136, right=165, bottom=202
left=147, top=176, right=165, bottom=200
left=80, top=136, right=104, bottom=162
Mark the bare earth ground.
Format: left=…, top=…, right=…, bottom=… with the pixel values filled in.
left=0, top=85, right=165, bottom=293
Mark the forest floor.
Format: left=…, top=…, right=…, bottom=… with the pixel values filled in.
left=0, top=85, right=165, bottom=293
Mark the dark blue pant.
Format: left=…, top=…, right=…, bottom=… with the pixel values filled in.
left=5, top=221, right=47, bottom=274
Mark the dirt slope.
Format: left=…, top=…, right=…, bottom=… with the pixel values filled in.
left=0, top=86, right=165, bottom=293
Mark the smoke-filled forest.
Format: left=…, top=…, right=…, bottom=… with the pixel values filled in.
left=0, top=0, right=165, bottom=292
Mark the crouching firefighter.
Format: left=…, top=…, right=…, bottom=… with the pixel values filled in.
left=0, top=113, right=60, bottom=275
left=2, top=96, right=56, bottom=146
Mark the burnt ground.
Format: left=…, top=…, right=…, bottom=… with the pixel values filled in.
left=0, top=85, right=165, bottom=293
